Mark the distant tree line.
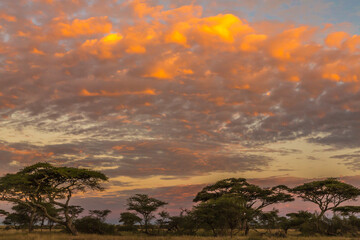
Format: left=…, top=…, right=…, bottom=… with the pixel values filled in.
left=1, top=162, right=360, bottom=237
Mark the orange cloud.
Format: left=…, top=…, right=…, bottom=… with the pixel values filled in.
left=321, top=60, right=358, bottom=82
left=79, top=88, right=157, bottom=97
left=55, top=16, right=112, bottom=37
left=31, top=48, right=45, bottom=55
left=240, top=34, right=267, bottom=52
left=142, top=53, right=187, bottom=80
left=0, top=13, right=17, bottom=22
left=269, top=26, right=310, bottom=60
left=325, top=31, right=350, bottom=48
left=1, top=1, right=360, bottom=179
left=163, top=13, right=254, bottom=50
left=0, top=145, right=54, bottom=159
left=17, top=31, right=30, bottom=37
left=113, top=145, right=135, bottom=151
left=81, top=33, right=123, bottom=59
left=198, top=14, right=253, bottom=43
left=122, top=26, right=159, bottom=54
left=131, top=0, right=163, bottom=18
left=344, top=35, right=360, bottom=52
left=165, top=22, right=191, bottom=47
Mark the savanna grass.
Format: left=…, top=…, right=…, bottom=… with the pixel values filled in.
left=0, top=231, right=359, bottom=240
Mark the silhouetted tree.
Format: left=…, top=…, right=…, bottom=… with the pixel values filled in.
left=194, top=195, right=248, bottom=237
left=126, top=194, right=167, bottom=234
left=193, top=201, right=226, bottom=236
left=255, top=209, right=288, bottom=237
left=194, top=178, right=293, bottom=235
left=2, top=203, right=41, bottom=232
left=156, top=210, right=170, bottom=235
left=0, top=162, right=108, bottom=235
left=292, top=178, right=360, bottom=231
left=168, top=209, right=199, bottom=235
left=119, top=211, right=142, bottom=230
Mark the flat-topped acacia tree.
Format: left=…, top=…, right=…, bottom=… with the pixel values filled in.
left=292, top=178, right=360, bottom=228
left=193, top=178, right=294, bottom=235
left=0, top=162, right=108, bottom=235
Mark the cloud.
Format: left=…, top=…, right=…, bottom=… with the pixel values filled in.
left=331, top=152, right=360, bottom=170
left=53, top=16, right=112, bottom=38
left=0, top=0, right=359, bottom=184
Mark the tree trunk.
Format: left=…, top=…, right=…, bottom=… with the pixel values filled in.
left=66, top=222, right=78, bottom=236
left=40, top=217, right=45, bottom=232
left=316, top=211, right=325, bottom=233
left=210, top=225, right=217, bottom=237
left=28, top=211, right=35, bottom=232
left=144, top=219, right=148, bottom=234
left=244, top=222, right=250, bottom=236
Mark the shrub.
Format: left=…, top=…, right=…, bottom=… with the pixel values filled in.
left=74, top=216, right=116, bottom=235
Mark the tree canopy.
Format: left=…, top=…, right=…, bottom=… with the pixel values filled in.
left=333, top=206, right=360, bottom=216
left=194, top=178, right=293, bottom=209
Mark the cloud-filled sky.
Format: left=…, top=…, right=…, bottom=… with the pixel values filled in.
left=0, top=0, right=360, bottom=222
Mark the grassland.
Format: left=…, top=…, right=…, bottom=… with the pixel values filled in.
left=0, top=230, right=359, bottom=240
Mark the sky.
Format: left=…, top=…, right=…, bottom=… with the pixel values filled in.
left=0, top=0, right=360, bottom=222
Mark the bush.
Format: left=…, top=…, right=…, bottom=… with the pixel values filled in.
left=298, top=220, right=319, bottom=236
left=117, top=224, right=139, bottom=232
left=74, top=216, right=116, bottom=235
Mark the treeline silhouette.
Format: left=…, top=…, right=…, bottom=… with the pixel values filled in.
left=1, top=162, right=360, bottom=238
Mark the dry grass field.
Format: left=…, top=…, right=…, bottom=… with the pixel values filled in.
left=0, top=230, right=359, bottom=240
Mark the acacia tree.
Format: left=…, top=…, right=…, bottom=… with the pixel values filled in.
left=167, top=209, right=199, bottom=235
left=156, top=210, right=170, bottom=235
left=119, top=211, right=142, bottom=231
left=0, top=162, right=108, bottom=235
left=193, top=200, right=227, bottom=236
left=194, top=195, right=247, bottom=237
left=126, top=194, right=167, bottom=234
left=194, top=178, right=294, bottom=235
left=3, top=203, right=41, bottom=232
left=292, top=178, right=360, bottom=221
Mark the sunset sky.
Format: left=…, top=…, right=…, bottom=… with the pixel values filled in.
left=0, top=0, right=360, bottom=222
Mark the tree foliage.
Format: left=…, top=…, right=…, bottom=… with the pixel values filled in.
left=333, top=206, right=360, bottom=216
left=89, top=209, right=112, bottom=221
